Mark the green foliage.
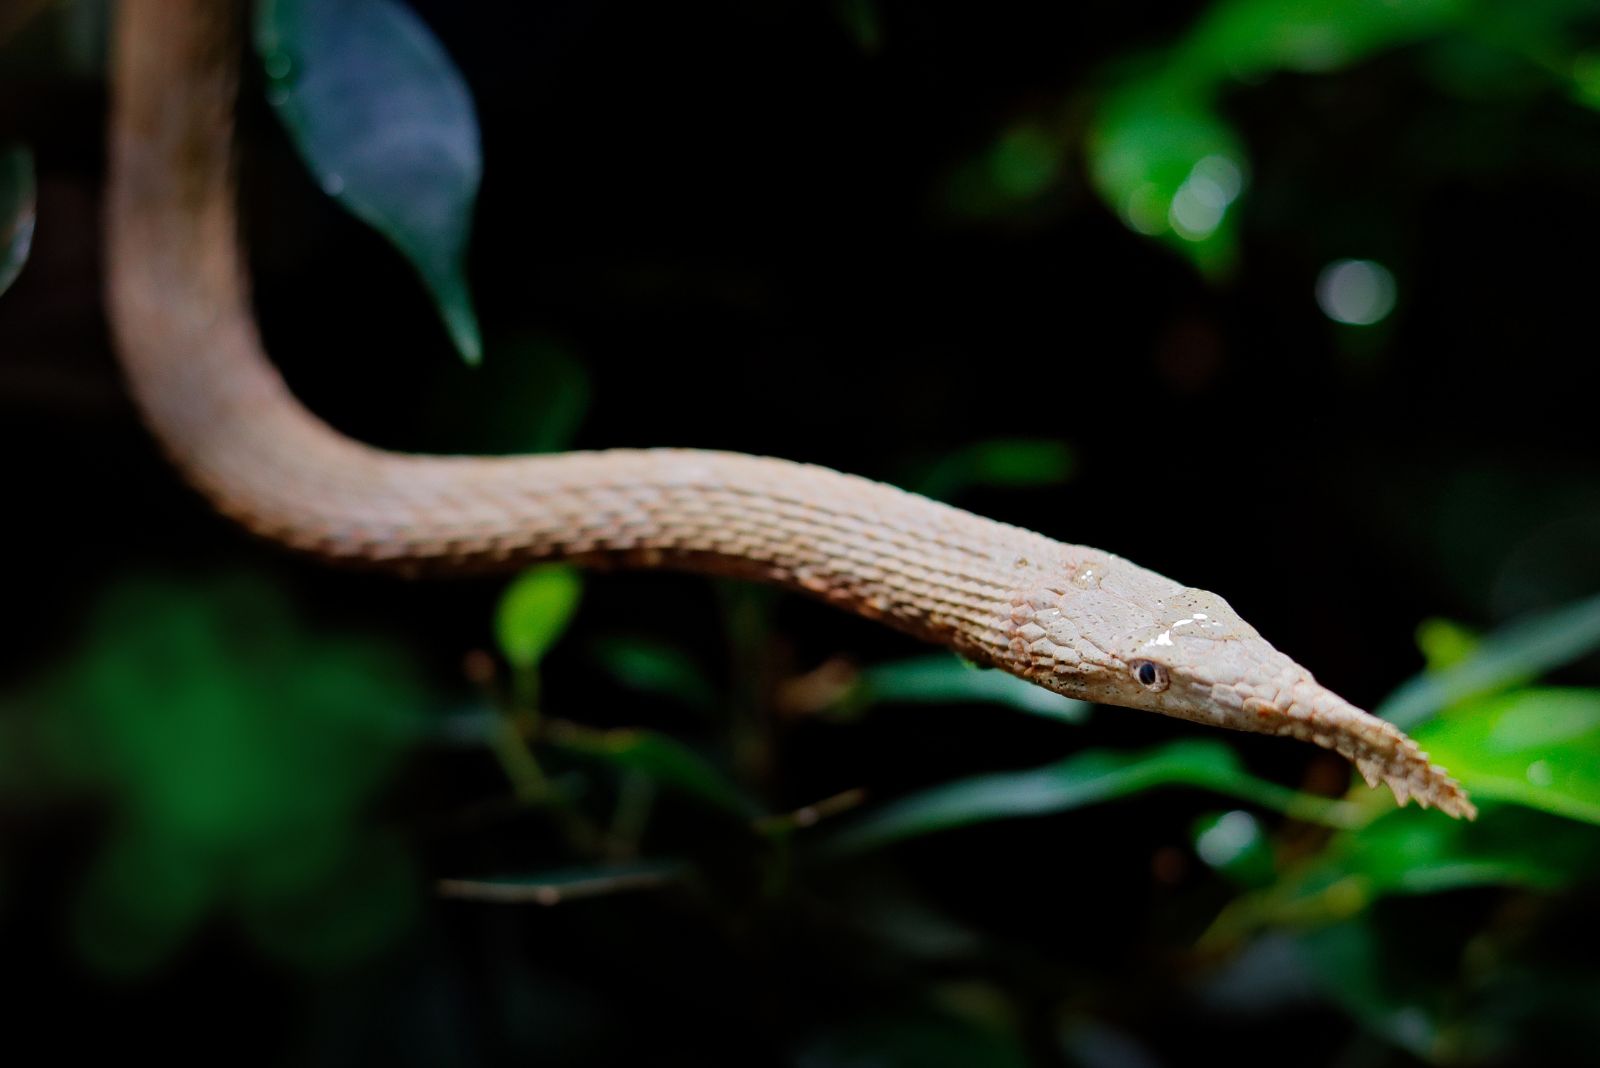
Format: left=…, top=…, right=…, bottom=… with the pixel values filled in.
left=1378, top=591, right=1600, bottom=728
left=547, top=725, right=758, bottom=819
left=1416, top=688, right=1600, bottom=823
left=1088, top=0, right=1462, bottom=274
left=495, top=565, right=583, bottom=670
left=908, top=438, right=1075, bottom=501
left=256, top=0, right=483, bottom=362
left=28, top=576, right=426, bottom=974
left=857, top=654, right=1089, bottom=724
left=1088, top=80, right=1248, bottom=274
left=8, top=1, right=1600, bottom=1059
left=949, top=0, right=1600, bottom=277
left=831, top=0, right=882, bottom=54
left=588, top=636, right=719, bottom=712
left=0, top=143, right=33, bottom=298
left=825, top=739, right=1358, bottom=855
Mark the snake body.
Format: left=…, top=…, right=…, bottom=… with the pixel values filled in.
left=104, top=2, right=1473, bottom=819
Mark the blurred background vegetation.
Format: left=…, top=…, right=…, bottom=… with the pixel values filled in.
left=4, top=0, right=1600, bottom=1064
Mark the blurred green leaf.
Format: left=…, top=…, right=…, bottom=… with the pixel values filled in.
left=1299, top=919, right=1441, bottom=1059
left=1379, top=592, right=1600, bottom=729
left=1328, top=805, right=1576, bottom=896
left=832, top=0, right=881, bottom=54
left=256, top=0, right=482, bottom=362
left=1089, top=0, right=1463, bottom=273
left=0, top=143, right=35, bottom=297
left=73, top=823, right=214, bottom=977
left=591, top=636, right=718, bottom=712
left=911, top=439, right=1074, bottom=501
left=826, top=740, right=1357, bottom=855
left=1415, top=688, right=1600, bottom=824
left=547, top=725, right=759, bottom=818
left=860, top=654, right=1088, bottom=725
left=496, top=566, right=583, bottom=671
left=1089, top=78, right=1246, bottom=272
left=1179, top=0, right=1463, bottom=81
left=237, top=830, right=418, bottom=971
left=44, top=575, right=427, bottom=973
left=988, top=124, right=1061, bottom=200
left=500, top=341, right=589, bottom=453
left=425, top=338, right=591, bottom=454
left=1207, top=806, right=1598, bottom=949
left=1415, top=616, right=1480, bottom=671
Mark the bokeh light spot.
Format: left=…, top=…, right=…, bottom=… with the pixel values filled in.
left=1195, top=809, right=1261, bottom=869
left=1167, top=156, right=1244, bottom=242
left=1193, top=154, right=1245, bottom=202
left=1316, top=258, right=1396, bottom=325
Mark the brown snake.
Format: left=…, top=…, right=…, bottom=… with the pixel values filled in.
left=104, top=1, right=1474, bottom=819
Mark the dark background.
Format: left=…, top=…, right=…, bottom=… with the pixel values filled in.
left=3, top=1, right=1600, bottom=1065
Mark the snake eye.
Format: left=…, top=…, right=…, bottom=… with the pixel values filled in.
left=1132, top=659, right=1169, bottom=692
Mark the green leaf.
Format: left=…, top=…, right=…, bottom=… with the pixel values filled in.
left=237, top=830, right=417, bottom=971
left=1298, top=919, right=1441, bottom=1058
left=860, top=654, right=1089, bottom=725
left=1333, top=805, right=1578, bottom=896
left=1201, top=804, right=1595, bottom=951
left=831, top=0, right=882, bottom=54
left=1178, top=0, right=1464, bottom=82
left=1414, top=688, right=1600, bottom=824
left=40, top=575, right=428, bottom=973
left=73, top=823, right=214, bottom=977
left=1414, top=616, right=1480, bottom=671
left=495, top=566, right=582, bottom=670
left=547, top=725, right=759, bottom=818
left=423, top=336, right=591, bottom=454
left=1088, top=79, right=1247, bottom=276
left=911, top=439, right=1074, bottom=500
left=825, top=740, right=1357, bottom=855
left=256, top=0, right=482, bottom=362
left=0, top=144, right=35, bottom=298
left=988, top=125, right=1061, bottom=200
left=591, top=636, right=718, bottom=712
left=1378, top=592, right=1600, bottom=729
left=1088, top=0, right=1463, bottom=274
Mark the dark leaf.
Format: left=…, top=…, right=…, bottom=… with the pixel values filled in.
left=256, top=0, right=482, bottom=361
left=825, top=740, right=1356, bottom=855
left=0, top=144, right=35, bottom=297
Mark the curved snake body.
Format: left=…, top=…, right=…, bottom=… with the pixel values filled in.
left=104, top=1, right=1474, bottom=819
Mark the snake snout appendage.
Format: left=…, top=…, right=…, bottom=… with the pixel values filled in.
left=1339, top=713, right=1477, bottom=820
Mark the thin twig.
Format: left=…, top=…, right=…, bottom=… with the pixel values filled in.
left=436, top=865, right=684, bottom=906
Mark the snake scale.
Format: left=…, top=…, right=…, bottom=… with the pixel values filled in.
left=103, top=0, right=1473, bottom=819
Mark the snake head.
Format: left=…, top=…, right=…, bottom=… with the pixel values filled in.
left=1018, top=554, right=1476, bottom=819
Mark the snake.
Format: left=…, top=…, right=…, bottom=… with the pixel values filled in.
left=102, top=0, right=1473, bottom=820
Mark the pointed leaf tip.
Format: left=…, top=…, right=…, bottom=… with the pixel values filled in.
left=256, top=0, right=483, bottom=363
